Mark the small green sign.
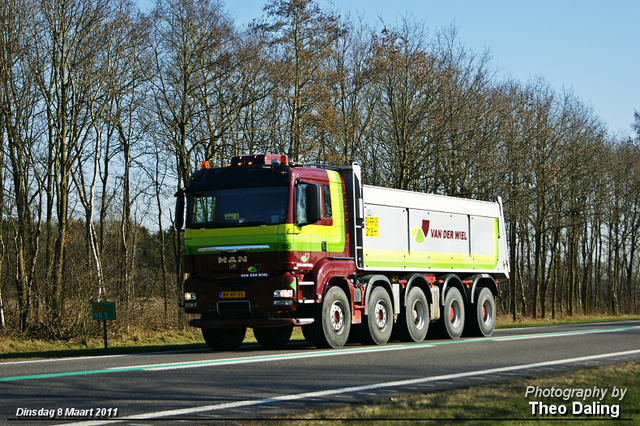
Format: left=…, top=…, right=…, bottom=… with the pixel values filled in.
left=92, top=302, right=116, bottom=321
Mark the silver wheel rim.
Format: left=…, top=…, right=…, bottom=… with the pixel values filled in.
left=412, top=299, right=425, bottom=330
left=375, top=301, right=388, bottom=330
left=450, top=300, right=461, bottom=328
left=330, top=302, right=344, bottom=333
left=482, top=298, right=493, bottom=326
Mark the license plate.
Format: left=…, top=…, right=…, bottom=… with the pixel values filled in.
left=219, top=291, right=245, bottom=299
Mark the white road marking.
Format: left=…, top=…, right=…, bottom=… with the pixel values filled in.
left=1, top=354, right=127, bottom=365
left=130, top=325, right=640, bottom=372
left=60, top=348, right=640, bottom=426
left=136, top=343, right=436, bottom=371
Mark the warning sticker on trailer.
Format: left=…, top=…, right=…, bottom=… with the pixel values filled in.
left=365, top=216, right=379, bottom=237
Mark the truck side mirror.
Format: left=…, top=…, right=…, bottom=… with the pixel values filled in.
left=174, top=189, right=185, bottom=230
left=306, top=183, right=322, bottom=224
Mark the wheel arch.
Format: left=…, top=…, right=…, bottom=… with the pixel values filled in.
left=469, top=274, right=498, bottom=304
left=439, top=274, right=466, bottom=306
left=324, top=276, right=353, bottom=306
left=401, top=273, right=433, bottom=306
left=360, top=274, right=396, bottom=316
left=313, top=257, right=356, bottom=303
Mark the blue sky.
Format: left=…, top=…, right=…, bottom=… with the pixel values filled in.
left=143, top=0, right=640, bottom=139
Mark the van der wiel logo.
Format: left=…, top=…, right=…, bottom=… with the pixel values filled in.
left=412, top=219, right=467, bottom=243
left=411, top=220, right=430, bottom=243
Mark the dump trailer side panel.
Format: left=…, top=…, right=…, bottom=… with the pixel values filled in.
left=361, top=185, right=509, bottom=277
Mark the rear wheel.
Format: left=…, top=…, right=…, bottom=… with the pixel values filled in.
left=466, top=287, right=496, bottom=337
left=396, top=286, right=429, bottom=342
left=362, top=286, right=393, bottom=345
left=202, top=327, right=246, bottom=351
left=443, top=287, right=465, bottom=339
left=253, top=325, right=293, bottom=349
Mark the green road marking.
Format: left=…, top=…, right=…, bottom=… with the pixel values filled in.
left=1, top=325, right=639, bottom=382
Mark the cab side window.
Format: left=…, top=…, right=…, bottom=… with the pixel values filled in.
left=323, top=184, right=332, bottom=218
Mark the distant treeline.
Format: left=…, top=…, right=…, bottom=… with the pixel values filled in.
left=1, top=0, right=639, bottom=338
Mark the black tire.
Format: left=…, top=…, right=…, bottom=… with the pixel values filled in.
left=253, top=326, right=293, bottom=349
left=301, top=324, right=316, bottom=346
left=466, top=287, right=496, bottom=337
left=202, top=327, right=246, bottom=351
left=443, top=287, right=465, bottom=339
left=362, top=286, right=393, bottom=345
left=396, top=286, right=429, bottom=342
left=311, top=286, right=351, bottom=349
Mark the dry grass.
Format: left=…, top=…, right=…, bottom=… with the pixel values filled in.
left=256, top=361, right=640, bottom=425
left=496, top=313, right=640, bottom=328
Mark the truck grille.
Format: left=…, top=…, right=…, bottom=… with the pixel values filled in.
left=215, top=279, right=252, bottom=289
left=217, top=300, right=251, bottom=315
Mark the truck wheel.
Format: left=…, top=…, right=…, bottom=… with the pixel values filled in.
left=466, top=287, right=496, bottom=337
left=396, top=286, right=429, bottom=342
left=202, top=327, right=246, bottom=351
left=443, top=287, right=465, bottom=339
left=363, top=286, right=393, bottom=345
left=313, top=286, right=351, bottom=349
left=253, top=325, right=293, bottom=349
left=301, top=324, right=317, bottom=346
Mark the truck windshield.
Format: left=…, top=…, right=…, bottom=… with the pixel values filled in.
left=189, top=186, right=289, bottom=228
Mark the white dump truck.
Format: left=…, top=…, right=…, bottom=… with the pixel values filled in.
left=176, top=154, right=510, bottom=350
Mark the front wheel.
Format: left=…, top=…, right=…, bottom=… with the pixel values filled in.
left=312, top=286, right=351, bottom=349
left=301, top=324, right=317, bottom=346
left=362, top=286, right=393, bottom=345
left=253, top=325, right=293, bottom=349
left=202, top=327, right=246, bottom=351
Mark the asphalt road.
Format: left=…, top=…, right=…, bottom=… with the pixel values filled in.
left=2, top=320, right=640, bottom=425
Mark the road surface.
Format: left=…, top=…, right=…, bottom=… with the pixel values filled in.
left=2, top=320, right=639, bottom=424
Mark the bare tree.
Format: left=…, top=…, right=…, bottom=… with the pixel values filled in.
left=1, top=0, right=44, bottom=333
left=367, top=18, right=437, bottom=190
left=147, top=0, right=237, bottom=187
left=254, top=0, right=346, bottom=162
left=426, top=24, right=496, bottom=198
left=0, top=90, right=5, bottom=330
left=312, top=15, right=375, bottom=166
left=30, top=0, right=116, bottom=333
left=70, top=0, right=150, bottom=307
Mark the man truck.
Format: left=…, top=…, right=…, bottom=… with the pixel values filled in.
left=175, top=153, right=509, bottom=350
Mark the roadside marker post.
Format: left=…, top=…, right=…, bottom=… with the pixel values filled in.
left=92, top=302, right=116, bottom=354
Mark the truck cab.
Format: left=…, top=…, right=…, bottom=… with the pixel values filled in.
left=176, top=154, right=356, bottom=349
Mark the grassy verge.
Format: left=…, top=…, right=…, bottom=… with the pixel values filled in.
left=0, top=329, right=208, bottom=361
left=0, top=328, right=306, bottom=362
left=260, top=361, right=639, bottom=425
left=495, top=314, right=640, bottom=329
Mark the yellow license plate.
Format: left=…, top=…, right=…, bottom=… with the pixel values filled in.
left=219, top=291, right=245, bottom=299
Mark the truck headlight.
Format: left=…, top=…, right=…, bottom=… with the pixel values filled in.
left=273, top=299, right=294, bottom=306
left=273, top=289, right=294, bottom=298
left=185, top=292, right=196, bottom=300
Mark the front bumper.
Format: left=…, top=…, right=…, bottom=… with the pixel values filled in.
left=189, top=317, right=313, bottom=329
left=183, top=273, right=301, bottom=316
